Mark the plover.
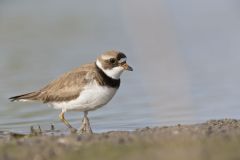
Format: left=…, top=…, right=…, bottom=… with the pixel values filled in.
left=9, top=51, right=133, bottom=134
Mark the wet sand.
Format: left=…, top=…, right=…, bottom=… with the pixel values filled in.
left=0, top=119, right=240, bottom=160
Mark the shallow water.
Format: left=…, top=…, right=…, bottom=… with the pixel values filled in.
left=1, top=0, right=240, bottom=133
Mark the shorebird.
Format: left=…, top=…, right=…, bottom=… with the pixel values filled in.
left=9, top=51, right=133, bottom=134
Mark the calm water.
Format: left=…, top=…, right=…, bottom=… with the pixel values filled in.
left=1, top=0, right=240, bottom=133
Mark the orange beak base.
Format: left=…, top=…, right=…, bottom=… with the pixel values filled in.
left=122, top=63, right=133, bottom=71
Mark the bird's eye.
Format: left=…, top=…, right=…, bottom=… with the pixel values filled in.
left=109, top=58, right=116, bottom=64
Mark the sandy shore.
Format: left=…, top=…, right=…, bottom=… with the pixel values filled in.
left=0, top=119, right=240, bottom=160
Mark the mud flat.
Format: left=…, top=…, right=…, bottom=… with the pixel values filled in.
left=0, top=119, right=240, bottom=160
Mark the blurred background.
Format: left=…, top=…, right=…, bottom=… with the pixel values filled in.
left=1, top=0, right=240, bottom=133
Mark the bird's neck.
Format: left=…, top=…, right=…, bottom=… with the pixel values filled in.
left=95, top=62, right=120, bottom=88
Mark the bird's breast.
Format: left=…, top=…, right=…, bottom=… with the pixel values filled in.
left=51, top=80, right=118, bottom=111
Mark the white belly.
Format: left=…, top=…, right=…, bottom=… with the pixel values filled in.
left=50, top=80, right=117, bottom=112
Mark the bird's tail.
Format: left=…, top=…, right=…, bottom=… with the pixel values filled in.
left=9, top=92, right=40, bottom=102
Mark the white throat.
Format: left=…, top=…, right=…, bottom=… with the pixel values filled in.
left=96, top=59, right=124, bottom=79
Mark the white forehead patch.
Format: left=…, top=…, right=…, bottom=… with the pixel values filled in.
left=119, top=57, right=127, bottom=63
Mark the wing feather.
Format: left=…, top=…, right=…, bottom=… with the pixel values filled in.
left=39, top=64, right=96, bottom=103
left=10, top=63, right=96, bottom=103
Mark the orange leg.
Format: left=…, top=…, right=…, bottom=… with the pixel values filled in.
left=59, top=112, right=77, bottom=133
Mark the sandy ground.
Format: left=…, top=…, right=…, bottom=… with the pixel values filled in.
left=0, top=119, right=240, bottom=160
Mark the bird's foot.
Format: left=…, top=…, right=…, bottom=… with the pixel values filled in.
left=79, top=117, right=93, bottom=134
left=79, top=126, right=93, bottom=134
left=69, top=127, right=78, bottom=134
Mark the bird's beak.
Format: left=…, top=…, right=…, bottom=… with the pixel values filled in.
left=122, top=63, right=133, bottom=71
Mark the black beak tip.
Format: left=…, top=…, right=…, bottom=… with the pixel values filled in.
left=128, top=66, right=133, bottom=71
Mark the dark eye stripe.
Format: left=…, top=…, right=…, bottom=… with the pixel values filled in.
left=109, top=58, right=116, bottom=64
